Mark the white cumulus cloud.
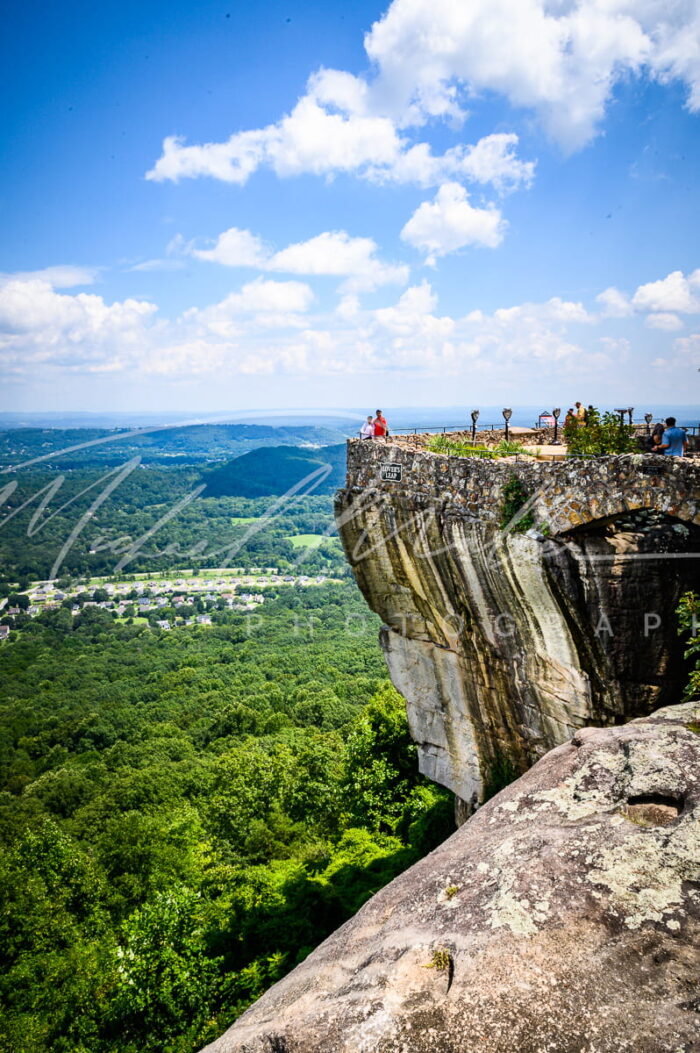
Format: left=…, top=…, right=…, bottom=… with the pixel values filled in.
left=632, top=268, right=700, bottom=313
left=269, top=231, right=408, bottom=291
left=457, top=296, right=593, bottom=364
left=365, top=0, right=700, bottom=150
left=595, top=268, right=700, bottom=326
left=368, top=132, right=535, bottom=190
left=193, top=227, right=270, bottom=267
left=369, top=283, right=457, bottom=369
left=674, top=332, right=700, bottom=362
left=190, top=227, right=409, bottom=292
left=184, top=278, right=314, bottom=339
left=597, top=286, right=633, bottom=317
left=452, top=134, right=535, bottom=191
left=147, top=96, right=402, bottom=185
left=400, top=182, right=505, bottom=260
left=494, top=297, right=592, bottom=325
left=0, top=278, right=158, bottom=374
left=147, top=113, right=535, bottom=193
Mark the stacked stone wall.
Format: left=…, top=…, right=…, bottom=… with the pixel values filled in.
left=345, top=438, right=700, bottom=534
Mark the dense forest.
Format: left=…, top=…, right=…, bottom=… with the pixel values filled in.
left=0, top=585, right=454, bottom=1052
left=204, top=443, right=346, bottom=498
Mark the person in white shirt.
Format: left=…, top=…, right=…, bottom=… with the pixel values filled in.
left=360, top=415, right=374, bottom=439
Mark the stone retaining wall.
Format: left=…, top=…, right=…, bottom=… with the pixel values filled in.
left=345, top=438, right=700, bottom=534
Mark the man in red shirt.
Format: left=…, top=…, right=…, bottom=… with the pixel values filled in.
left=373, top=410, right=388, bottom=438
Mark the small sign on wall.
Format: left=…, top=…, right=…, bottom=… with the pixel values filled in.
left=380, top=462, right=403, bottom=482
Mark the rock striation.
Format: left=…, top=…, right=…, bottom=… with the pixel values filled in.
left=334, top=441, right=700, bottom=808
left=200, top=702, right=700, bottom=1053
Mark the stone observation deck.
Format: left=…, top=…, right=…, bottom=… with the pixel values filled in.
left=343, top=437, right=700, bottom=533
left=335, top=438, right=700, bottom=810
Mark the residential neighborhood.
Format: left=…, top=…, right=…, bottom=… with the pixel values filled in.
left=0, top=568, right=336, bottom=636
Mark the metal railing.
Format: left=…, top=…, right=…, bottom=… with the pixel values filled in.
left=390, top=422, right=502, bottom=436
left=384, top=418, right=700, bottom=438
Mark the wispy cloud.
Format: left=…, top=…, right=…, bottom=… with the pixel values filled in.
left=0, top=264, right=99, bottom=288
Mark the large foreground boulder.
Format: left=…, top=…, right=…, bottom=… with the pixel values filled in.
left=201, top=702, right=700, bottom=1053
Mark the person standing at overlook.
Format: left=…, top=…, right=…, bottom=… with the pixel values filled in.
left=360, top=415, right=374, bottom=439
left=652, top=416, right=688, bottom=456
left=647, top=421, right=665, bottom=451
left=373, top=410, right=389, bottom=439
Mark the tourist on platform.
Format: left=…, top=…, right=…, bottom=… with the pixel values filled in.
left=647, top=421, right=665, bottom=452
left=575, top=401, right=587, bottom=423
left=373, top=410, right=389, bottom=439
left=562, top=408, right=578, bottom=444
left=652, top=417, right=688, bottom=457
left=360, top=415, right=374, bottom=439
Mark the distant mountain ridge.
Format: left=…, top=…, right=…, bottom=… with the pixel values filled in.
left=0, top=423, right=351, bottom=470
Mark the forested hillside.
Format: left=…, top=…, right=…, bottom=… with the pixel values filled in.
left=0, top=585, right=453, bottom=1052
left=0, top=475, right=343, bottom=584
left=204, top=444, right=346, bottom=498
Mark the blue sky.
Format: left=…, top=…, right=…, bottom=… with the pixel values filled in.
left=2, top=0, right=700, bottom=412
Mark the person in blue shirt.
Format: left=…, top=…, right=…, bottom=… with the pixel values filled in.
left=652, top=416, right=688, bottom=456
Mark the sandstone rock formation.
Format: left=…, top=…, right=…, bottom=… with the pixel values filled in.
left=200, top=702, right=700, bottom=1053
left=335, top=442, right=700, bottom=808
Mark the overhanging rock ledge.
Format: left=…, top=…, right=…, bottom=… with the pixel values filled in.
left=334, top=440, right=700, bottom=808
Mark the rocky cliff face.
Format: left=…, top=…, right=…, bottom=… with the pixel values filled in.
left=335, top=442, right=700, bottom=808
left=200, top=702, right=700, bottom=1053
